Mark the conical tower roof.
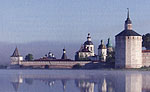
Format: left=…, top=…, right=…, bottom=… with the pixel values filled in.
left=61, top=48, right=67, bottom=59
left=125, top=8, right=132, bottom=24
left=11, top=82, right=20, bottom=92
left=116, top=8, right=141, bottom=37
left=11, top=47, right=20, bottom=57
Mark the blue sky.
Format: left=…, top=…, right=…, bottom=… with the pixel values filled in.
left=0, top=0, right=149, bottom=44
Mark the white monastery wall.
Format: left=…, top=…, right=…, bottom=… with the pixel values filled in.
left=20, top=60, right=91, bottom=68
left=85, top=45, right=94, bottom=56
left=142, top=51, right=150, bottom=67
left=115, top=36, right=126, bottom=68
left=115, top=36, right=142, bottom=68
left=125, top=36, right=142, bottom=68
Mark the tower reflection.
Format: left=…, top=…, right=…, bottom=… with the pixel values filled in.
left=9, top=71, right=150, bottom=92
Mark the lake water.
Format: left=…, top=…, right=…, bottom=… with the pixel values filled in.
left=0, top=69, right=149, bottom=92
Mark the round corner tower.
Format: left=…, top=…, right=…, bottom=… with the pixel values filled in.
left=115, top=9, right=142, bottom=68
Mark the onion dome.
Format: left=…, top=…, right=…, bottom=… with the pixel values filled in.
left=106, top=38, right=112, bottom=48
left=84, top=33, right=93, bottom=45
left=98, top=40, right=106, bottom=49
left=47, top=51, right=56, bottom=59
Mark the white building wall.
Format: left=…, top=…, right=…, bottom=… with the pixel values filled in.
left=115, top=36, right=142, bottom=68
left=98, top=49, right=107, bottom=61
left=115, top=36, right=126, bottom=68
left=85, top=45, right=94, bottom=56
left=126, top=36, right=142, bottom=68
left=11, top=56, right=23, bottom=65
left=142, top=51, right=150, bottom=67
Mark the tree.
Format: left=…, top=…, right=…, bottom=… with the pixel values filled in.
left=25, top=54, right=34, bottom=61
left=142, top=33, right=150, bottom=50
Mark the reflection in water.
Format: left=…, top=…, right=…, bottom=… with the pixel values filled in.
left=11, top=75, right=23, bottom=92
left=2, top=70, right=150, bottom=92
left=75, top=80, right=94, bottom=92
left=62, top=80, right=67, bottom=92
left=101, top=78, right=107, bottom=92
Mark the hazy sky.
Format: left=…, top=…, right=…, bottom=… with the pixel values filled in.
left=0, top=0, right=149, bottom=44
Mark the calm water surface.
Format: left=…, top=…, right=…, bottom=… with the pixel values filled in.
left=0, top=69, right=149, bottom=92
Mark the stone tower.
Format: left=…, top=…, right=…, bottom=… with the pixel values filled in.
left=115, top=9, right=142, bottom=68
left=61, top=48, right=67, bottom=59
left=11, top=47, right=23, bottom=65
left=98, top=40, right=107, bottom=62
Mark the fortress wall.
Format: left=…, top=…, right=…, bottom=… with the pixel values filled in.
left=20, top=61, right=91, bottom=68
left=142, top=51, right=150, bottom=67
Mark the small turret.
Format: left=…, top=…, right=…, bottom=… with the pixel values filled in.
left=11, top=47, right=23, bottom=65
left=61, top=48, right=67, bottom=60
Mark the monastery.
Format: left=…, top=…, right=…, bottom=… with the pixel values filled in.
left=10, top=9, right=150, bottom=69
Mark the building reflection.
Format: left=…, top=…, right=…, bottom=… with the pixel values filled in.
left=75, top=80, right=94, bottom=92
left=61, top=80, right=67, bottom=92
left=9, top=72, right=150, bottom=92
left=11, top=75, right=23, bottom=92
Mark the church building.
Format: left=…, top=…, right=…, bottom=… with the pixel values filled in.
left=75, top=33, right=95, bottom=60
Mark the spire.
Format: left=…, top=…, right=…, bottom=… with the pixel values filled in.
left=101, top=40, right=104, bottom=45
left=125, top=8, right=132, bottom=30
left=61, top=48, right=67, bottom=59
left=127, top=8, right=129, bottom=19
left=11, top=47, right=20, bottom=57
